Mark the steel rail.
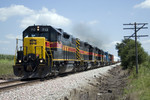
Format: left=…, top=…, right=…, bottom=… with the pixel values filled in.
left=0, top=79, right=40, bottom=92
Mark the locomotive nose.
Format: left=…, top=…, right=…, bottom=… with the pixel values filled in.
left=26, top=65, right=33, bottom=72
left=23, top=37, right=46, bottom=60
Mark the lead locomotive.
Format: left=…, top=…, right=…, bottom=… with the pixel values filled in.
left=13, top=25, right=114, bottom=79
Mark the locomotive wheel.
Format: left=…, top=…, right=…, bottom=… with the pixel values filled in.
left=73, top=67, right=77, bottom=73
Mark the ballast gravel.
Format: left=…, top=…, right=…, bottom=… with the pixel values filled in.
left=0, top=64, right=119, bottom=100
left=0, top=80, right=7, bottom=83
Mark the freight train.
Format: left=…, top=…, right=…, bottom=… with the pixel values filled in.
left=13, top=25, right=114, bottom=79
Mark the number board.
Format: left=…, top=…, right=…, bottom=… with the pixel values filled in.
left=30, top=27, right=49, bottom=32
left=41, top=27, right=49, bottom=32
left=30, top=28, right=36, bottom=32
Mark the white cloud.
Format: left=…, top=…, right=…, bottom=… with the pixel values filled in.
left=0, top=40, right=10, bottom=44
left=20, top=7, right=71, bottom=28
left=0, top=5, right=71, bottom=28
left=102, top=41, right=121, bottom=61
left=88, top=20, right=99, bottom=25
left=103, top=41, right=121, bottom=48
left=5, top=34, right=22, bottom=39
left=134, top=0, right=150, bottom=8
left=141, top=39, right=150, bottom=54
left=79, top=20, right=99, bottom=26
left=114, top=56, right=120, bottom=61
left=0, top=5, right=34, bottom=21
left=141, top=39, right=150, bottom=44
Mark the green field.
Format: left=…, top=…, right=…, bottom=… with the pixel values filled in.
left=0, top=54, right=14, bottom=77
left=124, top=61, right=150, bottom=100
left=0, top=54, right=14, bottom=60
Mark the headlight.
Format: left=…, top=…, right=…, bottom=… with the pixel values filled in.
left=19, top=60, right=22, bottom=63
left=40, top=60, right=43, bottom=63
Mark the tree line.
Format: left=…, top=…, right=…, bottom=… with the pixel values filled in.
left=116, top=39, right=149, bottom=69
left=0, top=54, right=14, bottom=60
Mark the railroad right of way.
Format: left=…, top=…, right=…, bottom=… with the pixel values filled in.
left=0, top=63, right=120, bottom=100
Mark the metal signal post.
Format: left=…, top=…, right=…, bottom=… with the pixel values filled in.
left=123, top=22, right=148, bottom=74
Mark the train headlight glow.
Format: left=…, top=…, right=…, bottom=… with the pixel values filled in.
left=19, top=60, right=22, bottom=63
left=40, top=60, right=43, bottom=63
left=37, top=26, right=39, bottom=31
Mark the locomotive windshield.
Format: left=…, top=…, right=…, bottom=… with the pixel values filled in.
left=23, top=32, right=49, bottom=40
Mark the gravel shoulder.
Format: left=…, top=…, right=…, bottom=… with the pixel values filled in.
left=67, top=64, right=129, bottom=100
left=0, top=63, right=121, bottom=100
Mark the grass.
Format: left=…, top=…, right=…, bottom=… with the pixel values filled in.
left=0, top=54, right=14, bottom=60
left=124, top=61, right=150, bottom=100
left=0, top=54, right=14, bottom=77
left=0, top=59, right=14, bottom=77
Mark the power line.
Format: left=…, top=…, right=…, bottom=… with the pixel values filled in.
left=123, top=22, right=148, bottom=74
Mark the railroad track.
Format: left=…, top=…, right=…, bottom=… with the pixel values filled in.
left=0, top=79, right=40, bottom=92
left=0, top=73, right=77, bottom=92
left=0, top=64, right=120, bottom=92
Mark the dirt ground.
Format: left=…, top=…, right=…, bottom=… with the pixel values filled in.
left=0, top=74, right=18, bottom=80
left=64, top=65, right=129, bottom=100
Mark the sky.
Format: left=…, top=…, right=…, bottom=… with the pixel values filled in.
left=0, top=0, right=150, bottom=61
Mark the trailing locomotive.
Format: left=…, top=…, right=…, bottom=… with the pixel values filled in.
left=13, top=25, right=114, bottom=78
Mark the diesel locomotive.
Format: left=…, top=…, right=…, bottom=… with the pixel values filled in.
left=13, top=25, right=114, bottom=78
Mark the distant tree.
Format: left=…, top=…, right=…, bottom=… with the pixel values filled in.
left=116, top=39, right=148, bottom=69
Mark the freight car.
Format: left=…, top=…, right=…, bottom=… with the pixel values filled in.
left=13, top=25, right=114, bottom=79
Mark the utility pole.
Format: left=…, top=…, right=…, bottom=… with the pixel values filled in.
left=123, top=22, right=148, bottom=74
left=135, top=23, right=138, bottom=74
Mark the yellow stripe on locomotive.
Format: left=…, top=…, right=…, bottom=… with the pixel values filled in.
left=23, top=37, right=46, bottom=59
